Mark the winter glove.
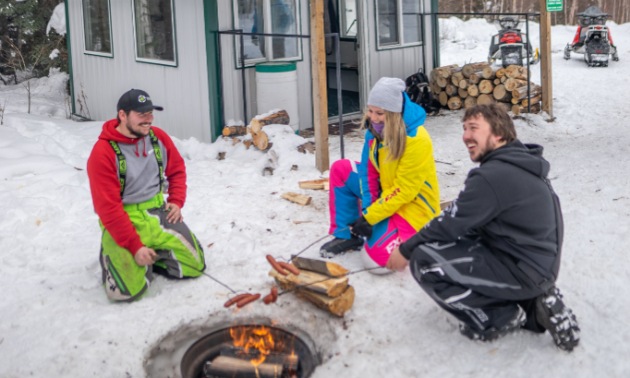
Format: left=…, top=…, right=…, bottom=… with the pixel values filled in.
left=350, top=216, right=373, bottom=239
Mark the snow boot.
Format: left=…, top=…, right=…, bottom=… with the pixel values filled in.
left=319, top=237, right=364, bottom=258
left=459, top=306, right=527, bottom=342
left=535, top=287, right=580, bottom=352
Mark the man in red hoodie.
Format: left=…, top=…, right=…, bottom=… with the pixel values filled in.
left=87, top=89, right=205, bottom=301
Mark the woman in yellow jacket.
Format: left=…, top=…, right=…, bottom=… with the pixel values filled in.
left=320, top=77, right=440, bottom=274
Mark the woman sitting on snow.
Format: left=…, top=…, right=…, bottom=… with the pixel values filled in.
left=320, top=77, right=441, bottom=274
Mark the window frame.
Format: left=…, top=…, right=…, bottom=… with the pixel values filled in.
left=374, top=0, right=425, bottom=51
left=340, top=0, right=358, bottom=38
left=232, top=0, right=303, bottom=69
left=131, top=0, right=179, bottom=67
left=80, top=0, right=114, bottom=58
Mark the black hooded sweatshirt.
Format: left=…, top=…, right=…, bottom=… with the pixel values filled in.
left=399, top=140, right=563, bottom=282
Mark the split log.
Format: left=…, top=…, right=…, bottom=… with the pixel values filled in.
left=458, top=87, right=469, bottom=99
left=250, top=110, right=290, bottom=134
left=496, top=68, right=507, bottom=78
left=477, top=94, right=496, bottom=105
left=522, top=95, right=542, bottom=108
left=492, top=84, right=512, bottom=102
left=511, top=97, right=521, bottom=105
left=505, top=65, right=529, bottom=80
left=479, top=80, right=494, bottom=94
left=298, top=178, right=329, bottom=190
left=496, top=102, right=513, bottom=113
left=469, top=73, right=481, bottom=84
left=438, top=91, right=448, bottom=107
left=512, top=102, right=541, bottom=115
left=430, top=81, right=442, bottom=95
left=275, top=276, right=355, bottom=317
left=512, top=85, right=542, bottom=101
left=291, top=256, right=349, bottom=277
left=280, top=192, right=311, bottom=206
left=242, top=140, right=253, bottom=149
left=504, top=78, right=528, bottom=91
left=440, top=200, right=453, bottom=210
left=451, top=72, right=464, bottom=86
left=467, top=84, right=479, bottom=97
left=458, top=79, right=470, bottom=90
left=493, top=78, right=501, bottom=85
left=447, top=96, right=463, bottom=110
left=252, top=130, right=269, bottom=150
left=435, top=75, right=448, bottom=88
left=482, top=66, right=499, bottom=80
left=222, top=125, right=248, bottom=137
left=269, top=268, right=349, bottom=298
left=462, top=62, right=490, bottom=78
left=297, top=142, right=314, bottom=154
left=500, top=76, right=508, bottom=84
left=205, top=356, right=283, bottom=378
left=464, top=96, right=477, bottom=108
left=445, top=84, right=458, bottom=97
left=433, top=64, right=459, bottom=79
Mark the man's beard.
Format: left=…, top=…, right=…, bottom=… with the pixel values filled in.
left=472, top=135, right=497, bottom=163
left=125, top=122, right=150, bottom=138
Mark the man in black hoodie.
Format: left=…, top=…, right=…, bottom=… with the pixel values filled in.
left=386, top=104, right=580, bottom=351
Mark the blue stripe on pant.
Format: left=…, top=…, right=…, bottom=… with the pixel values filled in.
left=329, top=160, right=363, bottom=240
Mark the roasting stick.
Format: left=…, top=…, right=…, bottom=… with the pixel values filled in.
left=276, top=266, right=383, bottom=297
left=287, top=227, right=350, bottom=260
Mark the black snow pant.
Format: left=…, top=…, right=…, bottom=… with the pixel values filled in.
left=409, top=236, right=547, bottom=333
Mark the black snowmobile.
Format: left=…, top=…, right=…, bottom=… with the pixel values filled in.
left=564, top=6, right=619, bottom=67
left=488, top=16, right=539, bottom=68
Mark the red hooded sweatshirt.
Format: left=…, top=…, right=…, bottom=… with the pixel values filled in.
left=87, top=119, right=187, bottom=255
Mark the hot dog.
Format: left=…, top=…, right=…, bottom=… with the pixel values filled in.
left=224, top=293, right=251, bottom=308
left=263, top=287, right=279, bottom=305
left=277, top=261, right=300, bottom=276
left=263, top=293, right=274, bottom=305
left=266, top=255, right=288, bottom=275
left=271, top=286, right=278, bottom=302
left=236, top=293, right=261, bottom=308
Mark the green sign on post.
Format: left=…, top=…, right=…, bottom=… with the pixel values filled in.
left=547, top=0, right=563, bottom=12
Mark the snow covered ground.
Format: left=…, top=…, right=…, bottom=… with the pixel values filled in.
left=1, top=19, right=630, bottom=377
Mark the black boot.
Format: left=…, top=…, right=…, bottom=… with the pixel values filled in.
left=535, top=287, right=580, bottom=352
left=319, top=237, right=364, bottom=258
left=459, top=305, right=527, bottom=342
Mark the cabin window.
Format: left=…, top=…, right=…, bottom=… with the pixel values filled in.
left=82, top=0, right=113, bottom=57
left=234, top=0, right=302, bottom=67
left=376, top=0, right=424, bottom=49
left=132, top=0, right=177, bottom=66
left=341, top=0, right=357, bottom=38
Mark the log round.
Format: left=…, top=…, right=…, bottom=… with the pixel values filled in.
left=458, top=87, right=469, bottom=99
left=459, top=79, right=470, bottom=90
left=496, top=68, right=506, bottom=78
left=504, top=78, right=528, bottom=92
left=482, top=66, right=498, bottom=80
left=451, top=72, right=464, bottom=86
left=467, top=84, right=479, bottom=97
left=252, top=131, right=269, bottom=150
left=439, top=91, right=448, bottom=107
left=469, top=73, right=481, bottom=84
left=436, top=75, right=448, bottom=88
left=479, top=80, right=494, bottom=94
left=505, top=65, right=529, bottom=79
left=512, top=85, right=542, bottom=101
left=445, top=84, right=458, bottom=97
left=464, top=96, right=477, bottom=108
left=250, top=110, right=290, bottom=134
left=477, top=94, right=496, bottom=105
left=447, top=96, right=463, bottom=110
left=493, top=84, right=512, bottom=102
left=462, top=62, right=490, bottom=78
left=522, top=95, right=542, bottom=108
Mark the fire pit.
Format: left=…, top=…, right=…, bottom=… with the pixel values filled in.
left=181, top=325, right=318, bottom=378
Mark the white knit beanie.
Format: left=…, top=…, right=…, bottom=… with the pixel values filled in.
left=367, top=77, right=406, bottom=113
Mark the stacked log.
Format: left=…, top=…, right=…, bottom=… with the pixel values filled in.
left=430, top=64, right=542, bottom=114
left=269, top=256, right=354, bottom=317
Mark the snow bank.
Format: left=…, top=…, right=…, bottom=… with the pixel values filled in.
left=46, top=3, right=66, bottom=36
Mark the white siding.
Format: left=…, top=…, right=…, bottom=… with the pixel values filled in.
left=68, top=0, right=212, bottom=142
left=218, top=0, right=313, bottom=130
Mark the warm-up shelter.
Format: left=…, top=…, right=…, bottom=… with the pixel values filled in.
left=65, top=0, right=439, bottom=143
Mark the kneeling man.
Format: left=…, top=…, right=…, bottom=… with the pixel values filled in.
left=87, top=89, right=205, bottom=301
left=387, top=104, right=580, bottom=351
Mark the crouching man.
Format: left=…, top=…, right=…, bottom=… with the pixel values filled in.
left=87, top=89, right=205, bottom=301
left=386, top=104, right=580, bottom=351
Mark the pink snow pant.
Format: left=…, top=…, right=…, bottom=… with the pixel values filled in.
left=328, top=159, right=417, bottom=268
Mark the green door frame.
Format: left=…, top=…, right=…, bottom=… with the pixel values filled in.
left=203, top=0, right=223, bottom=142
left=431, top=0, right=440, bottom=68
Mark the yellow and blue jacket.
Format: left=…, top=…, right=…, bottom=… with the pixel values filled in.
left=360, top=93, right=440, bottom=231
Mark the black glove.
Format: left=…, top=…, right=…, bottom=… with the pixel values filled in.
left=350, top=216, right=373, bottom=239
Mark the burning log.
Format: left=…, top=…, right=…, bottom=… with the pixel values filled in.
left=280, top=192, right=312, bottom=206
left=220, top=347, right=298, bottom=373
left=204, top=356, right=283, bottom=378
left=291, top=256, right=349, bottom=277
left=269, top=268, right=348, bottom=297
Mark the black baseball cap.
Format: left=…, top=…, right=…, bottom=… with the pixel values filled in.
left=117, top=89, right=164, bottom=113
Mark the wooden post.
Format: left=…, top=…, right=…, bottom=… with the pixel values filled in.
left=540, top=0, right=553, bottom=117
left=310, top=0, right=330, bottom=172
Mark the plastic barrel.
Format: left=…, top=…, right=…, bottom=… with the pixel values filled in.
left=255, top=62, right=300, bottom=131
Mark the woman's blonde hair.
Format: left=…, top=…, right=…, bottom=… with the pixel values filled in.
left=361, top=109, right=407, bottom=161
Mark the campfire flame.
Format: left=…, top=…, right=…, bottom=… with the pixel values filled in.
left=230, top=326, right=276, bottom=367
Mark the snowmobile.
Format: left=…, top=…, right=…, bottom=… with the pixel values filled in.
left=488, top=16, right=539, bottom=68
left=564, top=6, right=619, bottom=67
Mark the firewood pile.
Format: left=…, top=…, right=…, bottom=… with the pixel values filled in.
left=430, top=62, right=542, bottom=115
left=268, top=256, right=355, bottom=317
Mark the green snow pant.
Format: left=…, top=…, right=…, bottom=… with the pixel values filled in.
left=99, top=193, right=205, bottom=302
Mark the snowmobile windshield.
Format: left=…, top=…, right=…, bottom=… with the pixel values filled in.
left=578, top=6, right=610, bottom=26
left=498, top=17, right=519, bottom=30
